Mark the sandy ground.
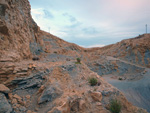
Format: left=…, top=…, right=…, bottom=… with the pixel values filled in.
left=103, top=69, right=150, bottom=112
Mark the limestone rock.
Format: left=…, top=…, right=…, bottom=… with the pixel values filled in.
left=13, top=94, right=24, bottom=105
left=0, top=84, right=10, bottom=93
left=13, top=94, right=22, bottom=101
left=79, top=99, right=86, bottom=110
left=0, top=93, right=12, bottom=113
left=91, top=92, right=102, bottom=102
left=12, top=98, right=17, bottom=104
left=26, top=95, right=31, bottom=100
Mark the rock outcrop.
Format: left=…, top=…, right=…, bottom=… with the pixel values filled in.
left=0, top=84, right=10, bottom=93
left=0, top=0, right=149, bottom=113
left=0, top=0, right=37, bottom=61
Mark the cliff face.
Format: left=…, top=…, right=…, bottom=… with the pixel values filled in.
left=0, top=0, right=149, bottom=113
left=0, top=0, right=38, bottom=61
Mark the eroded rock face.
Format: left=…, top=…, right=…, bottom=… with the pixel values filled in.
left=0, top=0, right=39, bottom=61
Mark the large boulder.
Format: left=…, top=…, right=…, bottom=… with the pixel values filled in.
left=0, top=93, right=12, bottom=113
left=38, top=85, right=63, bottom=104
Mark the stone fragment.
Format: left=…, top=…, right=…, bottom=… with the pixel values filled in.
left=35, top=107, right=39, bottom=111
left=13, top=94, right=22, bottom=100
left=26, top=95, right=31, bottom=100
left=12, top=98, right=17, bottom=104
left=13, top=94, right=22, bottom=104
left=0, top=84, right=10, bottom=93
left=91, top=92, right=102, bottom=102
left=79, top=99, right=86, bottom=110
left=37, top=85, right=45, bottom=94
left=27, top=110, right=32, bottom=113
left=96, top=102, right=102, bottom=106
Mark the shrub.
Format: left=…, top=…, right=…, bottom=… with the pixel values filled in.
left=109, top=99, right=121, bottom=113
left=75, top=58, right=81, bottom=64
left=89, top=78, right=98, bottom=86
left=76, top=58, right=81, bottom=63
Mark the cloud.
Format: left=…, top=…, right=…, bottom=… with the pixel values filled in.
left=43, top=10, right=54, bottom=18
left=29, top=0, right=150, bottom=47
left=82, top=27, right=99, bottom=34
left=63, top=13, right=77, bottom=22
left=80, top=44, right=105, bottom=48
left=31, top=8, right=54, bottom=21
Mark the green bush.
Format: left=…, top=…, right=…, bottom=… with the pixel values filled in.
left=76, top=58, right=81, bottom=63
left=109, top=99, right=121, bottom=113
left=75, top=58, right=81, bottom=64
left=89, top=78, right=98, bottom=86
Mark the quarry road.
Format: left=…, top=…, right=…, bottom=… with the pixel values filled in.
left=103, top=69, right=150, bottom=112
left=106, top=56, right=147, bottom=69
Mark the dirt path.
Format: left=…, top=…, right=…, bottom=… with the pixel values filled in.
left=103, top=69, right=150, bottom=112
left=106, top=56, right=147, bottom=69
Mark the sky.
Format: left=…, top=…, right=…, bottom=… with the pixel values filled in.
left=29, top=0, right=150, bottom=48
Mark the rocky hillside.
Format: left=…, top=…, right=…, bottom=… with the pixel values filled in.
left=0, top=0, right=149, bottom=113
left=103, top=34, right=150, bottom=68
left=85, top=34, right=150, bottom=68
left=0, top=0, right=83, bottom=62
left=84, top=34, right=150, bottom=78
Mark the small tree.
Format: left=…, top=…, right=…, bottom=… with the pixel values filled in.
left=109, top=99, right=121, bottom=113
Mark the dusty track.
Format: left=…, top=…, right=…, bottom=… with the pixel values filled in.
left=103, top=69, right=150, bottom=112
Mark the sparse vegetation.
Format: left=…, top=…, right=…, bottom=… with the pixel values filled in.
left=89, top=77, right=98, bottom=86
left=109, top=99, right=121, bottom=113
left=75, top=58, right=81, bottom=64
left=77, top=58, right=81, bottom=63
